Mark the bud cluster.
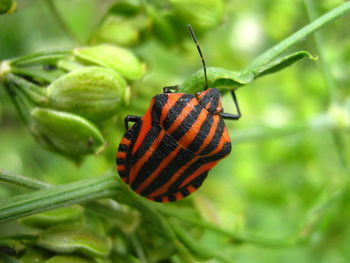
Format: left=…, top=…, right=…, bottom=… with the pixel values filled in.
left=1, top=45, right=144, bottom=162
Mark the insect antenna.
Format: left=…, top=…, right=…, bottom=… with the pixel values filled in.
left=187, top=24, right=208, bottom=90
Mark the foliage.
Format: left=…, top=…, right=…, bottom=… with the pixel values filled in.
left=0, top=0, right=350, bottom=262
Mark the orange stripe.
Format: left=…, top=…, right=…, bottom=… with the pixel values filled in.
left=148, top=155, right=199, bottom=197
left=162, top=196, right=169, bottom=202
left=129, top=129, right=166, bottom=184
left=174, top=192, right=183, bottom=200
left=120, top=137, right=131, bottom=146
left=186, top=185, right=196, bottom=194
left=195, top=115, right=220, bottom=155
left=135, top=146, right=182, bottom=194
left=117, top=164, right=125, bottom=171
left=116, top=151, right=126, bottom=159
left=166, top=98, right=199, bottom=134
left=132, top=99, right=155, bottom=155
left=179, top=161, right=218, bottom=189
left=159, top=93, right=183, bottom=124
left=177, top=108, right=208, bottom=148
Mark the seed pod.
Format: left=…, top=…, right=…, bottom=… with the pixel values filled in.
left=93, top=15, right=150, bottom=46
left=74, top=44, right=145, bottom=81
left=170, top=0, right=224, bottom=30
left=46, top=66, right=128, bottom=122
left=30, top=108, right=105, bottom=162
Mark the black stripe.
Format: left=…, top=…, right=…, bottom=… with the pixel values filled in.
left=130, top=125, right=162, bottom=166
left=141, top=146, right=195, bottom=196
left=151, top=94, right=168, bottom=125
left=187, top=111, right=213, bottom=153
left=190, top=171, right=208, bottom=189
left=168, top=195, right=177, bottom=202
left=167, top=142, right=231, bottom=192
left=123, top=121, right=142, bottom=179
left=116, top=158, right=125, bottom=164
left=170, top=103, right=205, bottom=141
left=131, top=132, right=178, bottom=190
left=162, top=94, right=194, bottom=130
left=118, top=144, right=128, bottom=152
left=199, top=118, right=225, bottom=156
left=154, top=196, right=162, bottom=202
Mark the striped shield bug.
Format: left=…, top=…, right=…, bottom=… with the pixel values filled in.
left=116, top=25, right=242, bottom=202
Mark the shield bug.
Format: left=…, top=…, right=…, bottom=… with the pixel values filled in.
left=116, top=25, right=242, bottom=202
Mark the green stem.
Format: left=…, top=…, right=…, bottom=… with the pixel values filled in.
left=3, top=82, right=30, bottom=127
left=303, top=0, right=339, bottom=103
left=0, top=169, right=51, bottom=190
left=9, top=50, right=71, bottom=66
left=247, top=1, right=350, bottom=71
left=0, top=173, right=119, bottom=222
left=45, top=0, right=80, bottom=45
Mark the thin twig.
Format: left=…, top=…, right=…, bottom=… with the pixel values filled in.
left=45, top=0, right=80, bottom=45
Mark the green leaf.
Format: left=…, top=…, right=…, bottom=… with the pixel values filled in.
left=180, top=67, right=254, bottom=94
left=20, top=248, right=50, bottom=263
left=180, top=51, right=315, bottom=94
left=20, top=206, right=84, bottom=228
left=252, top=51, right=317, bottom=78
left=38, top=225, right=112, bottom=258
left=45, top=254, right=96, bottom=263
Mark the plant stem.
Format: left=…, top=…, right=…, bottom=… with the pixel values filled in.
left=45, top=0, right=80, bottom=45
left=303, top=0, right=339, bottom=103
left=0, top=173, right=119, bottom=222
left=247, top=1, right=350, bottom=71
left=9, top=50, right=71, bottom=66
left=0, top=169, right=51, bottom=190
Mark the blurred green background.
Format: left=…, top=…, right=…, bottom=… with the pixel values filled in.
left=1, top=0, right=350, bottom=262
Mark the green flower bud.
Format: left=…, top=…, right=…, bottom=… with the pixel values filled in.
left=93, top=15, right=150, bottom=46
left=0, top=0, right=16, bottom=15
left=170, top=0, right=224, bottom=30
left=46, top=66, right=128, bottom=122
left=73, top=44, right=145, bottom=81
left=30, top=108, right=105, bottom=162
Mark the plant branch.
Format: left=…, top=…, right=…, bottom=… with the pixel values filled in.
left=247, top=1, right=350, bottom=71
left=45, top=0, right=80, bottom=45
left=0, top=172, right=119, bottom=222
left=0, top=169, right=51, bottom=190
left=303, top=0, right=339, bottom=102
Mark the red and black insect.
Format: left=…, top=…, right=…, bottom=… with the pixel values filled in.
left=116, top=25, right=241, bottom=202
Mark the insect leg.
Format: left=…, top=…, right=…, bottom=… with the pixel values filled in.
left=124, top=115, right=141, bottom=130
left=163, top=85, right=179, bottom=93
left=220, top=90, right=242, bottom=120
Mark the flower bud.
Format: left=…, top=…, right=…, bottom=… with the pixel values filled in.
left=170, top=0, right=224, bottom=31
left=0, top=0, right=16, bottom=15
left=73, top=44, right=145, bottom=81
left=30, top=108, right=105, bottom=162
left=93, top=15, right=150, bottom=46
left=46, top=66, right=128, bottom=122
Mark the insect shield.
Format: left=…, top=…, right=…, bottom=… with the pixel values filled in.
left=116, top=25, right=242, bottom=202
left=1, top=44, right=144, bottom=162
